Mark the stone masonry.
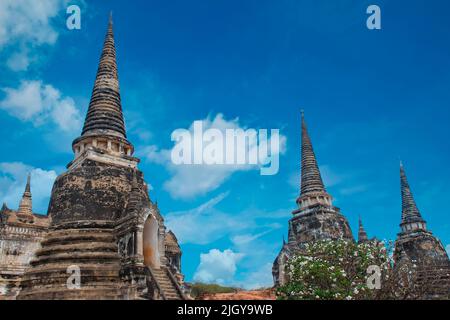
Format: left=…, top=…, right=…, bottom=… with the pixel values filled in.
left=0, top=14, right=185, bottom=300
left=272, top=112, right=353, bottom=286
left=0, top=176, right=50, bottom=299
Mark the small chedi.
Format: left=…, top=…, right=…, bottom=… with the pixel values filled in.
left=0, top=176, right=50, bottom=298
left=273, top=112, right=449, bottom=298
left=0, top=15, right=185, bottom=300
left=393, top=163, right=449, bottom=297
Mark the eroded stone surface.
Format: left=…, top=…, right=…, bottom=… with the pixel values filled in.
left=0, top=197, right=49, bottom=299
left=273, top=114, right=354, bottom=286
left=1, top=14, right=185, bottom=300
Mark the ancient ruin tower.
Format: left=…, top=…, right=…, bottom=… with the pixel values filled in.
left=288, top=112, right=353, bottom=243
left=296, top=111, right=330, bottom=208
left=16, top=174, right=33, bottom=222
left=0, top=176, right=49, bottom=299
left=393, top=163, right=449, bottom=298
left=273, top=112, right=353, bottom=286
left=71, top=13, right=134, bottom=168
left=16, top=15, right=184, bottom=300
left=394, top=163, right=448, bottom=265
left=357, top=217, right=369, bottom=244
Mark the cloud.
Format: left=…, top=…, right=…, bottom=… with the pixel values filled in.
left=193, top=249, right=244, bottom=285
left=230, top=231, right=281, bottom=289
left=0, top=80, right=82, bottom=132
left=141, top=113, right=286, bottom=199
left=191, top=233, right=280, bottom=289
left=165, top=192, right=289, bottom=245
left=0, top=0, right=64, bottom=71
left=6, top=48, right=32, bottom=71
left=0, top=162, right=57, bottom=214
left=165, top=192, right=242, bottom=245
left=238, top=263, right=274, bottom=290
left=320, top=164, right=345, bottom=188
left=167, top=193, right=288, bottom=289
left=231, top=230, right=272, bottom=246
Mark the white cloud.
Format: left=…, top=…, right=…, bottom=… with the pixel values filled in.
left=230, top=231, right=281, bottom=289
left=0, top=80, right=82, bottom=132
left=165, top=192, right=288, bottom=245
left=0, top=0, right=64, bottom=71
left=193, top=249, right=244, bottom=285
left=231, top=230, right=272, bottom=246
left=141, top=113, right=286, bottom=199
left=320, top=165, right=345, bottom=187
left=238, top=263, right=274, bottom=290
left=0, top=162, right=57, bottom=214
left=6, top=49, right=32, bottom=71
left=165, top=192, right=242, bottom=245
left=167, top=193, right=287, bottom=289
left=191, top=235, right=279, bottom=289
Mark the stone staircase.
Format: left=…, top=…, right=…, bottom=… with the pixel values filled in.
left=151, top=267, right=183, bottom=300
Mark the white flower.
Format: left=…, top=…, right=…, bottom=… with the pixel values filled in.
left=345, top=296, right=352, bottom=300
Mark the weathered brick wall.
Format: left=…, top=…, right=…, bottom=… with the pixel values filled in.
left=48, top=160, right=140, bottom=224
left=0, top=224, right=47, bottom=299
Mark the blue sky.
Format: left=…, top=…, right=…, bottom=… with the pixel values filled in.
left=0, top=0, right=449, bottom=288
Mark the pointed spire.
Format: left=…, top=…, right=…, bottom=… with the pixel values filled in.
left=25, top=173, right=31, bottom=193
left=81, top=14, right=127, bottom=138
left=1, top=202, right=9, bottom=212
left=400, top=163, right=425, bottom=225
left=300, top=111, right=326, bottom=196
left=358, top=216, right=368, bottom=243
left=17, top=173, right=32, bottom=216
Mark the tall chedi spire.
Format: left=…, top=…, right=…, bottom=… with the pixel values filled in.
left=70, top=13, right=135, bottom=169
left=357, top=216, right=369, bottom=243
left=274, top=111, right=354, bottom=286
left=15, top=13, right=185, bottom=301
left=394, top=162, right=449, bottom=284
left=296, top=111, right=332, bottom=209
left=82, top=13, right=126, bottom=138
left=17, top=174, right=32, bottom=216
left=291, top=111, right=352, bottom=236
left=399, top=162, right=426, bottom=233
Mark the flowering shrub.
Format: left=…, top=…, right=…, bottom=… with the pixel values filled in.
left=277, top=239, right=392, bottom=300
